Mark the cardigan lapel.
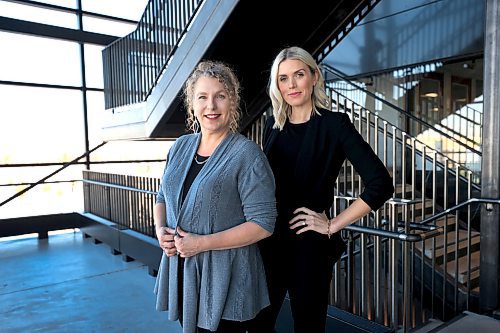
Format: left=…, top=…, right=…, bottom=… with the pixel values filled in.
left=173, top=133, right=201, bottom=222
left=176, top=133, right=237, bottom=228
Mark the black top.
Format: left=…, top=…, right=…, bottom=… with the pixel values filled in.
left=181, top=153, right=209, bottom=204
left=268, top=121, right=309, bottom=231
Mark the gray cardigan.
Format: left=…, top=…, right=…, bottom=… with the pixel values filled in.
left=154, top=132, right=277, bottom=333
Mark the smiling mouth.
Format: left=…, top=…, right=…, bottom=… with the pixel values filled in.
left=288, top=92, right=301, bottom=97
left=204, top=114, right=221, bottom=119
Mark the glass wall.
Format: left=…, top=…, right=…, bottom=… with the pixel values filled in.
left=0, top=0, right=173, bottom=219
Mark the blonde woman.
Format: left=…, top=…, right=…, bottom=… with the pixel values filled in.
left=254, top=47, right=394, bottom=332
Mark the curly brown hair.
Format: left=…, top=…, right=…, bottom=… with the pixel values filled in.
left=183, top=61, right=241, bottom=133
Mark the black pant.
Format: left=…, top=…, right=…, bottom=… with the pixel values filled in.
left=254, top=232, right=339, bottom=333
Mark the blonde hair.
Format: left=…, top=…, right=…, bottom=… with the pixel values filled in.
left=183, top=61, right=241, bottom=133
left=268, top=46, right=329, bottom=130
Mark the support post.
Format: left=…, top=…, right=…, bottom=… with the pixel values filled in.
left=480, top=0, right=500, bottom=313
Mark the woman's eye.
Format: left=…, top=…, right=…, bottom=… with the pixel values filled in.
left=197, top=95, right=206, bottom=100
left=279, top=77, right=287, bottom=82
left=217, top=94, right=226, bottom=99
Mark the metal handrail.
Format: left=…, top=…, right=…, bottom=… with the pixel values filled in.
left=345, top=224, right=440, bottom=242
left=418, top=197, right=500, bottom=225
left=82, top=178, right=156, bottom=195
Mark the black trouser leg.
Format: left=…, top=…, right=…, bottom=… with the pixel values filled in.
left=288, top=233, right=335, bottom=333
left=252, top=237, right=288, bottom=333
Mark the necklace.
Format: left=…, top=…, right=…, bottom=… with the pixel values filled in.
left=194, top=154, right=209, bottom=165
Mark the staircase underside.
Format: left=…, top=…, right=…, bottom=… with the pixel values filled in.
left=144, top=0, right=370, bottom=138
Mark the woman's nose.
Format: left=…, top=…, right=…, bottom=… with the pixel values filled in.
left=206, top=97, right=216, bottom=110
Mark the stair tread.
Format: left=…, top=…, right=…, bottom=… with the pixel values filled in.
left=434, top=216, right=458, bottom=227
left=415, top=230, right=480, bottom=259
left=444, top=252, right=481, bottom=283
left=414, top=213, right=473, bottom=232
left=393, top=199, right=434, bottom=213
left=417, top=229, right=479, bottom=249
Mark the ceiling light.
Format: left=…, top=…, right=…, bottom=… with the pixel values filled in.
left=423, top=92, right=438, bottom=98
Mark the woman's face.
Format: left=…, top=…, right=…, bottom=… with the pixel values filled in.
left=277, top=59, right=317, bottom=110
left=193, top=76, right=232, bottom=135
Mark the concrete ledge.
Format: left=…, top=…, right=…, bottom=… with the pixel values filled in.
left=79, top=212, right=161, bottom=275
left=0, top=213, right=89, bottom=239
left=79, top=213, right=122, bottom=254
left=120, top=228, right=162, bottom=275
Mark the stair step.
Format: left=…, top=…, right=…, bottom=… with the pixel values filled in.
left=393, top=199, right=434, bottom=216
left=428, top=311, right=500, bottom=332
left=414, top=230, right=480, bottom=264
left=435, top=216, right=457, bottom=228
left=413, top=213, right=466, bottom=232
left=339, top=182, right=413, bottom=197
left=410, top=318, right=444, bottom=333
left=444, top=251, right=480, bottom=284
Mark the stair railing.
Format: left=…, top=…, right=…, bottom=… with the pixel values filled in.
left=323, top=64, right=482, bottom=177
left=328, top=88, right=484, bottom=318
left=102, top=0, right=204, bottom=110
left=333, top=197, right=499, bottom=332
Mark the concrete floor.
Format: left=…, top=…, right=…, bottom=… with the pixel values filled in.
left=0, top=230, right=391, bottom=333
left=0, top=231, right=182, bottom=333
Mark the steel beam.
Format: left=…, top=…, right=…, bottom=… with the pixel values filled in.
left=480, top=0, right=500, bottom=312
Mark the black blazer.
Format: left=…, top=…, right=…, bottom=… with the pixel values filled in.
left=263, top=108, right=394, bottom=214
left=263, top=109, right=393, bottom=261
